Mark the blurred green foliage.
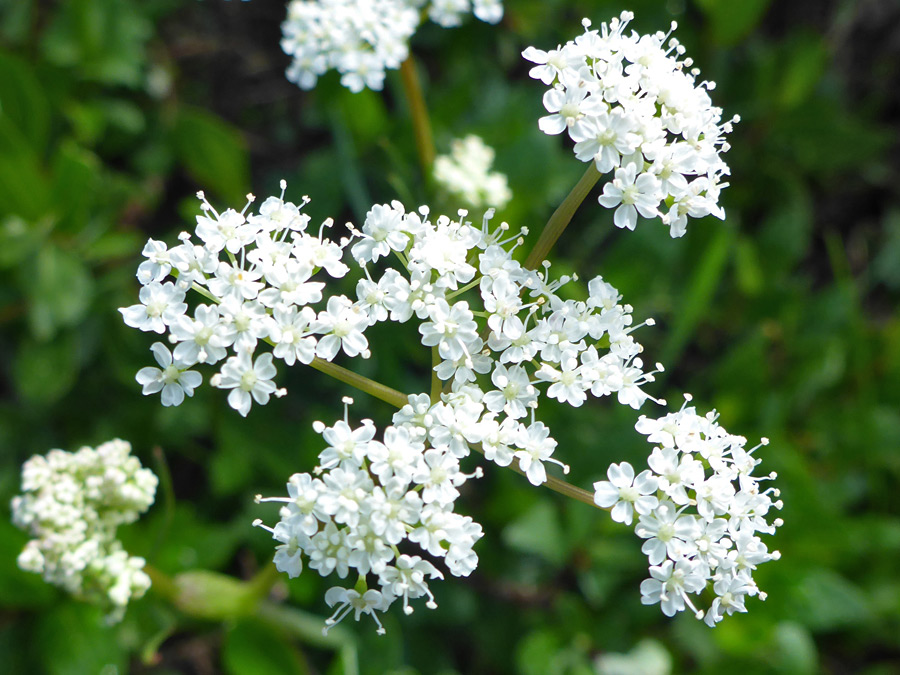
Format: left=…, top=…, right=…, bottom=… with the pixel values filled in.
left=1, top=0, right=898, bottom=673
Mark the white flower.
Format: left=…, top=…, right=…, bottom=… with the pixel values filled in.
left=640, top=559, right=707, bottom=617
left=593, top=461, right=659, bottom=525
left=514, top=421, right=565, bottom=486
left=323, top=586, right=392, bottom=635
left=119, top=281, right=187, bottom=334
left=598, top=163, right=663, bottom=231
left=211, top=351, right=284, bottom=417
left=351, top=202, right=410, bottom=264
left=169, top=304, right=230, bottom=366
left=269, top=305, right=317, bottom=366
left=312, top=295, right=370, bottom=360
left=135, top=342, right=202, bottom=407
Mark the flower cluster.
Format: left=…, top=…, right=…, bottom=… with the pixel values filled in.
left=433, top=135, right=512, bottom=210
left=122, top=186, right=659, bottom=441
left=593, top=397, right=782, bottom=626
left=281, top=0, right=503, bottom=92
left=255, top=398, right=484, bottom=633
left=11, top=440, right=158, bottom=622
left=120, top=183, right=367, bottom=417
left=524, top=13, right=736, bottom=237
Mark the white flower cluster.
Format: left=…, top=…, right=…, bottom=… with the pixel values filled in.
left=433, top=135, right=512, bottom=210
left=281, top=0, right=504, bottom=92
left=120, top=183, right=365, bottom=417
left=10, top=440, right=158, bottom=622
left=593, top=397, right=782, bottom=626
left=122, top=185, right=659, bottom=436
left=254, top=397, right=484, bottom=633
left=348, top=200, right=661, bottom=483
left=524, top=13, right=737, bottom=237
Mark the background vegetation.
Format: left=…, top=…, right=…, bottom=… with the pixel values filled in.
left=1, top=0, right=898, bottom=672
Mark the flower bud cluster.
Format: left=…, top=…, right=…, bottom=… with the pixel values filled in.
left=433, top=135, right=512, bottom=210
left=593, top=397, right=782, bottom=626
left=524, top=13, right=736, bottom=237
left=255, top=398, right=483, bottom=634
left=281, top=0, right=504, bottom=93
left=11, top=440, right=158, bottom=622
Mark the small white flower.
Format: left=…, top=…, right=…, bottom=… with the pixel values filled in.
left=593, top=461, right=659, bottom=525
left=135, top=342, right=202, bottom=407
left=211, top=351, right=284, bottom=417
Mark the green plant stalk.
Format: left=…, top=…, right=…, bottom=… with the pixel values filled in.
left=309, top=357, right=409, bottom=408
left=430, top=347, right=442, bottom=403
left=523, top=162, right=602, bottom=270
left=400, top=56, right=436, bottom=179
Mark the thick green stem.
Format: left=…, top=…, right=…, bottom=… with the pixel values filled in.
left=524, top=162, right=602, bottom=270
left=309, top=357, right=408, bottom=409
left=400, top=56, right=435, bottom=179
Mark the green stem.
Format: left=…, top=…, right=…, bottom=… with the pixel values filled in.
left=400, top=56, right=435, bottom=179
left=430, top=347, right=442, bottom=403
left=308, top=357, right=408, bottom=409
left=469, top=444, right=599, bottom=509
left=523, top=162, right=602, bottom=270
left=149, top=446, right=175, bottom=562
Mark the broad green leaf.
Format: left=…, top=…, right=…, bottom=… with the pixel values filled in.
left=51, top=140, right=101, bottom=231
left=0, top=51, right=50, bottom=152
left=224, top=619, right=309, bottom=675
left=694, top=0, right=773, bottom=46
left=35, top=603, right=127, bottom=675
left=172, top=107, right=250, bottom=203
left=0, top=116, right=50, bottom=220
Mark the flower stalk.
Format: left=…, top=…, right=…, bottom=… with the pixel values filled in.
left=524, top=162, right=601, bottom=270
left=400, top=56, right=436, bottom=179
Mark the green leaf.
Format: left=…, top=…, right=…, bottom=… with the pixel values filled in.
left=40, top=0, right=151, bottom=88
left=0, top=215, right=50, bottom=268
left=502, top=499, right=567, bottom=565
left=661, top=225, right=735, bottom=365
left=13, top=332, right=80, bottom=404
left=778, top=35, right=829, bottom=109
left=171, top=107, right=250, bottom=203
left=771, top=622, right=818, bottom=674
left=790, top=569, right=873, bottom=631
left=51, top=140, right=102, bottom=231
left=224, top=619, right=309, bottom=675
left=25, top=244, right=93, bottom=340
left=0, top=520, right=55, bottom=608
left=0, top=116, right=50, bottom=220
left=0, top=51, right=50, bottom=152
left=694, top=0, right=773, bottom=46
left=35, top=602, right=127, bottom=675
